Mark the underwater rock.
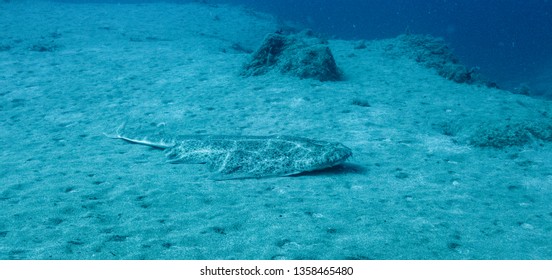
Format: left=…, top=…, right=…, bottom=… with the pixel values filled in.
left=0, top=44, right=10, bottom=51
left=241, top=30, right=342, bottom=81
left=386, top=34, right=496, bottom=87
left=353, top=40, right=367, bottom=50
left=468, top=120, right=552, bottom=148
left=29, top=40, right=60, bottom=52
left=511, top=83, right=533, bottom=96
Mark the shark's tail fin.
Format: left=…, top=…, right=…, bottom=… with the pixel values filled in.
left=103, top=121, right=127, bottom=139
left=104, top=121, right=175, bottom=150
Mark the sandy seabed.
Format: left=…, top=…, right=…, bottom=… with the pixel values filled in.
left=1, top=1, right=551, bottom=259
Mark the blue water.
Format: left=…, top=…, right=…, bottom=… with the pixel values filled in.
left=217, top=0, right=552, bottom=94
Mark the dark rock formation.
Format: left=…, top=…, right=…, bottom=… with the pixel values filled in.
left=386, top=34, right=497, bottom=87
left=469, top=120, right=552, bottom=148
left=241, top=30, right=342, bottom=81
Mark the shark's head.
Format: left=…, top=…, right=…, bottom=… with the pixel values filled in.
left=317, top=141, right=353, bottom=168
left=296, top=139, right=352, bottom=173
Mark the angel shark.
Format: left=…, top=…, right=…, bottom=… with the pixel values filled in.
left=105, top=123, right=352, bottom=180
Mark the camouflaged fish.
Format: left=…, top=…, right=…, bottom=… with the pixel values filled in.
left=105, top=123, right=352, bottom=180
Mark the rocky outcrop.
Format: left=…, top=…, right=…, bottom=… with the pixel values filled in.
left=385, top=34, right=497, bottom=87
left=241, top=30, right=342, bottom=81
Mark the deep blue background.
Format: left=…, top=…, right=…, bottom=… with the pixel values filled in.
left=53, top=0, right=552, bottom=93
left=216, top=0, right=552, bottom=91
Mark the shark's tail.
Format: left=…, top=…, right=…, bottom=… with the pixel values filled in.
left=103, top=121, right=127, bottom=139
left=104, top=122, right=175, bottom=150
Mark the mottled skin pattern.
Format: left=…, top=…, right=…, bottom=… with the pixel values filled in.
left=106, top=126, right=352, bottom=180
